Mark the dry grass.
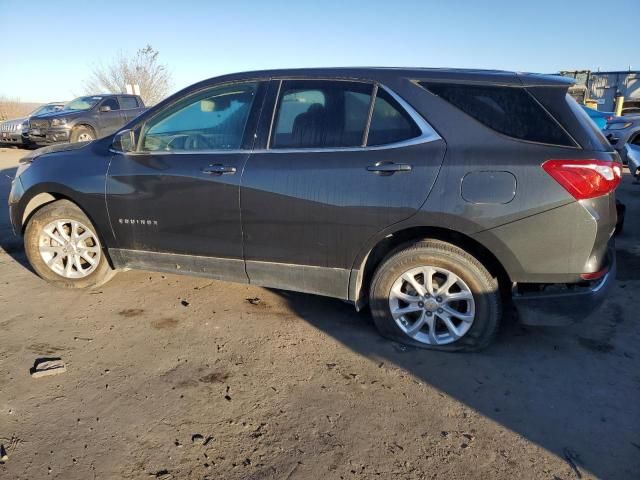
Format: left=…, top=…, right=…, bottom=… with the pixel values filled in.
left=0, top=97, right=41, bottom=121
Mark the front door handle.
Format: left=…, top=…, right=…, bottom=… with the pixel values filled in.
left=202, top=164, right=237, bottom=175
left=366, top=162, right=412, bottom=175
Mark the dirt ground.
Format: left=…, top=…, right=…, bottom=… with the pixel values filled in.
left=0, top=146, right=638, bottom=480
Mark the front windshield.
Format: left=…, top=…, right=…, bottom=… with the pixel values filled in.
left=64, top=96, right=103, bottom=112
left=30, top=104, right=63, bottom=116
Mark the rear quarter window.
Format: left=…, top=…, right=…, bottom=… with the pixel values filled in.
left=419, top=82, right=575, bottom=147
left=367, top=89, right=421, bottom=146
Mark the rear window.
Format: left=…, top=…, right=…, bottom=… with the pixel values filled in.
left=529, top=87, right=612, bottom=152
left=419, top=82, right=575, bottom=147
left=119, top=96, right=139, bottom=109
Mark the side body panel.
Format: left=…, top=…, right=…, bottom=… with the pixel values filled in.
left=242, top=142, right=446, bottom=269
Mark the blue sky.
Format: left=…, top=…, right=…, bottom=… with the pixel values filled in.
left=1, top=0, right=638, bottom=102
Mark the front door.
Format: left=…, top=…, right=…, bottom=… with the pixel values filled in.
left=240, top=79, right=446, bottom=298
left=106, top=81, right=265, bottom=282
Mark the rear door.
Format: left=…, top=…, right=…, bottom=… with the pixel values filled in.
left=240, top=79, right=446, bottom=298
left=118, top=95, right=144, bottom=122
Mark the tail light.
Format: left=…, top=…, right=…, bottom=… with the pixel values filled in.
left=581, top=265, right=610, bottom=281
left=542, top=159, right=621, bottom=200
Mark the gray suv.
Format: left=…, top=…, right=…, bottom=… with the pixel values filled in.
left=28, top=94, right=145, bottom=146
left=0, top=102, right=65, bottom=146
left=9, top=68, right=620, bottom=351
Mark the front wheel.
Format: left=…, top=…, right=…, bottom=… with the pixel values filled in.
left=369, top=240, right=501, bottom=352
left=70, top=125, right=96, bottom=143
left=24, top=200, right=117, bottom=289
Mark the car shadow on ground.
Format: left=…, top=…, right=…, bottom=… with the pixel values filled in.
left=0, top=166, right=31, bottom=268
left=271, top=280, right=637, bottom=479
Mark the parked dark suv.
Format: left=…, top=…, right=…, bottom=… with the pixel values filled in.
left=9, top=68, right=620, bottom=351
left=28, top=94, right=145, bottom=146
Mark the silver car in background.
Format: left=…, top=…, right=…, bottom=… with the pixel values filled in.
left=605, top=115, right=640, bottom=163
left=0, top=117, right=25, bottom=145
left=0, top=102, right=65, bottom=146
left=626, top=143, right=640, bottom=182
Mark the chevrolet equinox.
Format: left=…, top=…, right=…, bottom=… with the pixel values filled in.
left=9, top=68, right=620, bottom=351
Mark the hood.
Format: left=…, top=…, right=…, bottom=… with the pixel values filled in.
left=1, top=117, right=27, bottom=126
left=19, top=140, right=93, bottom=164
left=607, top=115, right=640, bottom=125
left=33, top=109, right=85, bottom=120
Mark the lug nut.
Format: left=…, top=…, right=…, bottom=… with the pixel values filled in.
left=436, top=296, right=442, bottom=302
left=426, top=311, right=433, bottom=316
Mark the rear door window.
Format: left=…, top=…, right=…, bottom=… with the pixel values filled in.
left=420, top=82, right=575, bottom=146
left=271, top=80, right=373, bottom=149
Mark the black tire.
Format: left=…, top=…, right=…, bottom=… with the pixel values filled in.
left=24, top=200, right=116, bottom=289
left=70, top=125, right=96, bottom=143
left=369, top=240, right=501, bottom=352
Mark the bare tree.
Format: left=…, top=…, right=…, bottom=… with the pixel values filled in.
left=84, top=45, right=172, bottom=106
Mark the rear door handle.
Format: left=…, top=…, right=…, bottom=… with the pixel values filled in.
left=366, top=162, right=412, bottom=175
left=202, top=164, right=237, bottom=175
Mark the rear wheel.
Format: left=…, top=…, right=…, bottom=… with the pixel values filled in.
left=70, top=125, right=96, bottom=143
left=369, top=240, right=501, bottom=352
left=24, top=200, right=116, bottom=289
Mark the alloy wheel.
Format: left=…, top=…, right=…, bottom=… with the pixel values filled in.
left=38, top=219, right=101, bottom=279
left=389, top=266, right=475, bottom=345
left=77, top=132, right=94, bottom=142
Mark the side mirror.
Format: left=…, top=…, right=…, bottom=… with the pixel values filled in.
left=99, top=105, right=111, bottom=113
left=112, top=129, right=136, bottom=153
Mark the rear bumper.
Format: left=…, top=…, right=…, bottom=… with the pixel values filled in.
left=512, top=244, right=616, bottom=326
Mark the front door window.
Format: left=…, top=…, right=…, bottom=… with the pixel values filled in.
left=141, top=82, right=259, bottom=152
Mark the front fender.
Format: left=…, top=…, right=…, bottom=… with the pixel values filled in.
left=12, top=138, right=114, bottom=245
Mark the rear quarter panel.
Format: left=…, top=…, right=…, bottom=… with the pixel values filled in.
left=359, top=79, right=617, bottom=283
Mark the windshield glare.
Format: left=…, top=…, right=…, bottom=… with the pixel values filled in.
left=64, top=96, right=102, bottom=111
left=30, top=104, right=63, bottom=116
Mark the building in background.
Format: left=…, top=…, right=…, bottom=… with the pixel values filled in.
left=560, top=70, right=640, bottom=115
